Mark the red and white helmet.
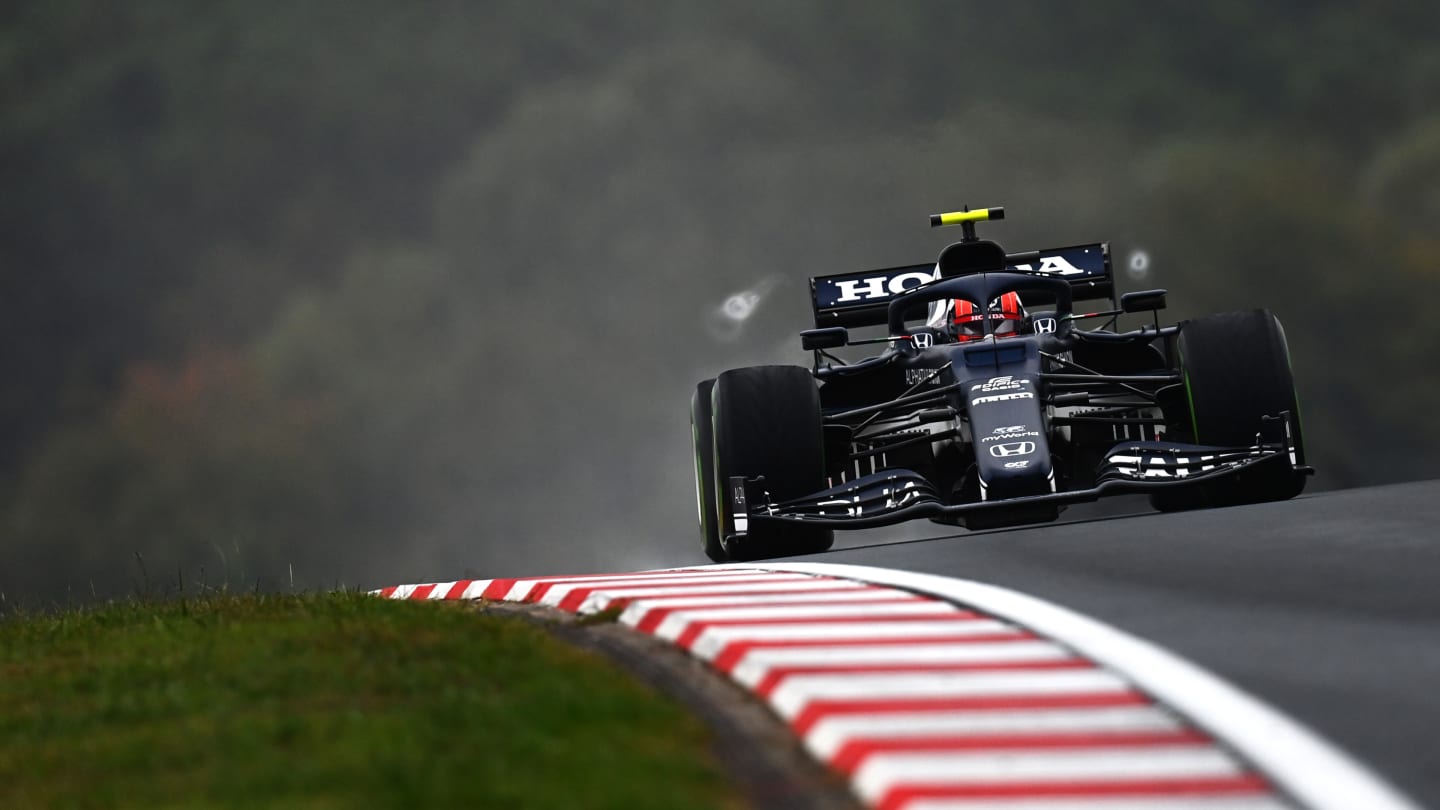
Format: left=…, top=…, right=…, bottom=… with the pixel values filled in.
left=952, top=291, right=1026, bottom=342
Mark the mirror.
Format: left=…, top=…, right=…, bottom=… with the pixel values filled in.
left=800, top=327, right=848, bottom=350
left=1121, top=289, right=1167, bottom=313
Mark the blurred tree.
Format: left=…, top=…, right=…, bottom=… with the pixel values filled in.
left=6, top=349, right=357, bottom=600
left=1133, top=136, right=1440, bottom=486
left=0, top=0, right=640, bottom=469
left=3, top=0, right=1439, bottom=601
left=1361, top=115, right=1440, bottom=232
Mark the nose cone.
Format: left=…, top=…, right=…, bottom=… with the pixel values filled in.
left=964, top=374, right=1052, bottom=501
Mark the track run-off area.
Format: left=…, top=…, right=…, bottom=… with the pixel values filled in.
left=379, top=479, right=1440, bottom=809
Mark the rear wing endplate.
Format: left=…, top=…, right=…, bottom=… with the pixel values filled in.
left=810, top=242, right=1114, bottom=329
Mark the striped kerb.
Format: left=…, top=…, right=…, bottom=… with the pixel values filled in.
left=375, top=567, right=1296, bottom=810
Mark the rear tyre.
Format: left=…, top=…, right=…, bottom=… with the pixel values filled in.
left=1151, top=309, right=1307, bottom=511
left=712, top=366, right=834, bottom=560
left=690, top=379, right=727, bottom=562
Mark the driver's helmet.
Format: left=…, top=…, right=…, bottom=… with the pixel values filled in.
left=952, top=292, right=1026, bottom=342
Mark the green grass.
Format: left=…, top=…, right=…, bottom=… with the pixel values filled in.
left=0, top=592, right=741, bottom=809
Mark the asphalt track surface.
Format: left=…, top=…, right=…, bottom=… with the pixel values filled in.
left=771, top=479, right=1440, bottom=808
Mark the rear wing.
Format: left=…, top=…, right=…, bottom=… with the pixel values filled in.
left=810, top=242, right=1114, bottom=329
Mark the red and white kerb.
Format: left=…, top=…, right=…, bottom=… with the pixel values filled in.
left=372, top=565, right=1408, bottom=810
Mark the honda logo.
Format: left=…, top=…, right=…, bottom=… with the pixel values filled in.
left=990, top=441, right=1036, bottom=458
left=911, top=332, right=934, bottom=349
left=1009, top=256, right=1086, bottom=276
left=832, top=271, right=936, bottom=303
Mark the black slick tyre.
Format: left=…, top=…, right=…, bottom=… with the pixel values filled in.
left=690, top=379, right=727, bottom=562
left=711, top=366, right=834, bottom=560
left=1152, top=309, right=1307, bottom=511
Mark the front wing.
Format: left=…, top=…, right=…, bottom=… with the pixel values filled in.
left=723, top=415, right=1308, bottom=537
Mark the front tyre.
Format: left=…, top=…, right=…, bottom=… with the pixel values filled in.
left=690, top=379, right=727, bottom=562
left=1152, top=309, right=1307, bottom=511
left=712, top=366, right=834, bottom=560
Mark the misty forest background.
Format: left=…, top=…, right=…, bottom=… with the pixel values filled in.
left=4, top=1, right=1440, bottom=605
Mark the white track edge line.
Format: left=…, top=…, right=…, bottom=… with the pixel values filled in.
left=717, top=561, right=1419, bottom=810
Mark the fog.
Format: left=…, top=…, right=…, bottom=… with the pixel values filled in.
left=3, top=2, right=1438, bottom=607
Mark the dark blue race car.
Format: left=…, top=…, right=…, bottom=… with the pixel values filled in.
left=691, top=207, right=1310, bottom=562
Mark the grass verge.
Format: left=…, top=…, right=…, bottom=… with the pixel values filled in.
left=0, top=592, right=741, bottom=809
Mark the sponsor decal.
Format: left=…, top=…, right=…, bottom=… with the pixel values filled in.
left=1010, top=255, right=1086, bottom=277
left=982, top=425, right=1041, bottom=443
left=816, top=497, right=860, bottom=516
left=729, top=479, right=750, bottom=532
left=972, top=391, right=1035, bottom=405
left=970, top=375, right=1030, bottom=393
left=989, top=441, right=1036, bottom=458
left=833, top=271, right=935, bottom=303
left=885, top=481, right=923, bottom=510
left=1109, top=453, right=1224, bottom=479
left=910, top=331, right=934, bottom=349
left=904, top=368, right=944, bottom=386
left=816, top=481, right=921, bottom=517
left=1034, top=317, right=1058, bottom=334
left=1003, top=460, right=1031, bottom=469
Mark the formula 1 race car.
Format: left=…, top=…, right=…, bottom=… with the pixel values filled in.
left=691, top=206, right=1312, bottom=562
